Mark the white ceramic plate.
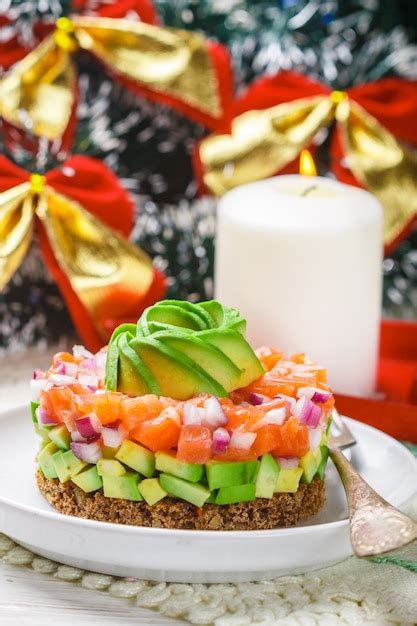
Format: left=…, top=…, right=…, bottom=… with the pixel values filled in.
left=0, top=406, right=416, bottom=583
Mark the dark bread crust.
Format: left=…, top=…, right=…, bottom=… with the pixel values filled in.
left=37, top=470, right=325, bottom=530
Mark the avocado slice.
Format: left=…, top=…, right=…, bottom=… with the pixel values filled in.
left=153, top=331, right=242, bottom=392
left=156, top=300, right=214, bottom=329
left=255, top=454, right=280, bottom=499
left=275, top=467, right=303, bottom=493
left=155, top=451, right=203, bottom=483
left=197, top=300, right=225, bottom=327
left=97, top=458, right=126, bottom=477
left=38, top=442, right=59, bottom=479
left=140, top=303, right=207, bottom=335
left=52, top=450, right=88, bottom=483
left=316, top=445, right=329, bottom=480
left=115, top=440, right=155, bottom=477
left=198, top=328, right=264, bottom=388
left=206, top=459, right=259, bottom=490
left=159, top=474, right=210, bottom=507
left=139, top=478, right=168, bottom=505
left=102, top=472, right=143, bottom=501
left=117, top=333, right=161, bottom=396
left=105, top=323, right=137, bottom=391
left=72, top=466, right=103, bottom=493
left=130, top=337, right=227, bottom=399
left=300, top=450, right=320, bottom=484
left=215, top=483, right=256, bottom=505
left=48, top=425, right=71, bottom=450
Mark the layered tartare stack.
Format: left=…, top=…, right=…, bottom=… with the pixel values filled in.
left=32, top=300, right=334, bottom=530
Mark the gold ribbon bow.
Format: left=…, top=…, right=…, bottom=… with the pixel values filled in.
left=199, top=90, right=417, bottom=247
left=0, top=171, right=154, bottom=345
left=0, top=15, right=223, bottom=140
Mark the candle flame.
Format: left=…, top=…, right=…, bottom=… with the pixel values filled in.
left=299, top=149, right=317, bottom=177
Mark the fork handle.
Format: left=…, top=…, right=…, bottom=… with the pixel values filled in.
left=329, top=447, right=417, bottom=556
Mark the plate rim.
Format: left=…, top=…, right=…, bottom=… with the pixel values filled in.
left=1, top=404, right=416, bottom=540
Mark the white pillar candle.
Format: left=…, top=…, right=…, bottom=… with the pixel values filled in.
left=215, top=175, right=383, bottom=397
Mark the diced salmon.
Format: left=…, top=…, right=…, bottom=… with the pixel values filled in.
left=121, top=395, right=167, bottom=434
left=95, top=391, right=124, bottom=425
left=176, top=424, right=212, bottom=464
left=133, top=408, right=180, bottom=452
left=271, top=418, right=309, bottom=458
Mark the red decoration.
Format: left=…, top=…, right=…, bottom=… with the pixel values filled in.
left=336, top=320, right=417, bottom=442
left=0, top=155, right=166, bottom=351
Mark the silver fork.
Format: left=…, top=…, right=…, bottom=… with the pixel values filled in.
left=328, top=409, right=417, bottom=557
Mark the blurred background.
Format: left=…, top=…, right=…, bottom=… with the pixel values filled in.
left=0, top=0, right=417, bottom=355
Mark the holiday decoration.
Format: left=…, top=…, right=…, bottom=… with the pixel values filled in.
left=0, top=5, right=232, bottom=142
left=196, top=71, right=417, bottom=249
left=1, top=0, right=417, bottom=352
left=0, top=155, right=166, bottom=350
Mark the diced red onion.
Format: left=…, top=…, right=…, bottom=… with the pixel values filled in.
left=48, top=374, right=78, bottom=386
left=35, top=406, right=56, bottom=426
left=308, top=426, right=323, bottom=450
left=293, top=396, right=322, bottom=428
left=78, top=373, right=99, bottom=390
left=212, top=427, right=230, bottom=454
left=274, top=394, right=296, bottom=413
left=312, top=391, right=332, bottom=403
left=53, top=363, right=66, bottom=375
left=71, top=441, right=102, bottom=464
left=73, top=345, right=94, bottom=359
left=230, top=431, right=256, bottom=450
left=32, top=368, right=45, bottom=380
left=102, top=425, right=125, bottom=448
left=203, top=397, right=227, bottom=428
left=62, top=362, right=78, bottom=377
left=182, top=403, right=204, bottom=426
left=30, top=378, right=49, bottom=401
left=296, top=387, right=331, bottom=403
left=248, top=393, right=268, bottom=406
left=81, top=357, right=97, bottom=370
left=76, top=414, right=102, bottom=439
left=95, top=350, right=107, bottom=371
left=276, top=457, right=299, bottom=469
left=251, top=407, right=287, bottom=431
left=264, top=407, right=287, bottom=425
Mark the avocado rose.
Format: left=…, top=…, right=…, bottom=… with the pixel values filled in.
left=105, top=300, right=265, bottom=400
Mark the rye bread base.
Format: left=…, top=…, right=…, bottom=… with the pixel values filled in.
left=37, top=470, right=325, bottom=530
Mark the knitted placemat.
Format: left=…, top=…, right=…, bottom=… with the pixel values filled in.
left=2, top=501, right=417, bottom=626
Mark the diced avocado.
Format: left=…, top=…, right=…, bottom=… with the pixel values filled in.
left=115, top=440, right=155, bottom=477
left=30, top=401, right=39, bottom=423
left=102, top=445, right=119, bottom=459
left=130, top=337, right=227, bottom=399
left=316, top=445, right=329, bottom=480
left=97, top=458, right=126, bottom=477
left=215, top=483, right=256, bottom=505
left=139, top=478, right=168, bottom=505
left=72, top=466, right=103, bottom=493
left=154, top=331, right=242, bottom=393
left=198, top=328, right=264, bottom=388
left=105, top=323, right=137, bottom=391
left=300, top=450, right=320, bottom=484
left=48, top=425, right=71, bottom=450
left=205, top=491, right=217, bottom=503
left=155, top=451, right=203, bottom=483
left=103, top=472, right=143, bottom=501
left=38, top=442, right=59, bottom=479
left=52, top=450, right=87, bottom=483
left=255, top=454, right=280, bottom=499
left=325, top=417, right=333, bottom=436
left=275, top=467, right=303, bottom=493
left=206, top=460, right=259, bottom=490
left=117, top=332, right=161, bottom=396
left=159, top=474, right=210, bottom=507
left=34, top=424, right=53, bottom=442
